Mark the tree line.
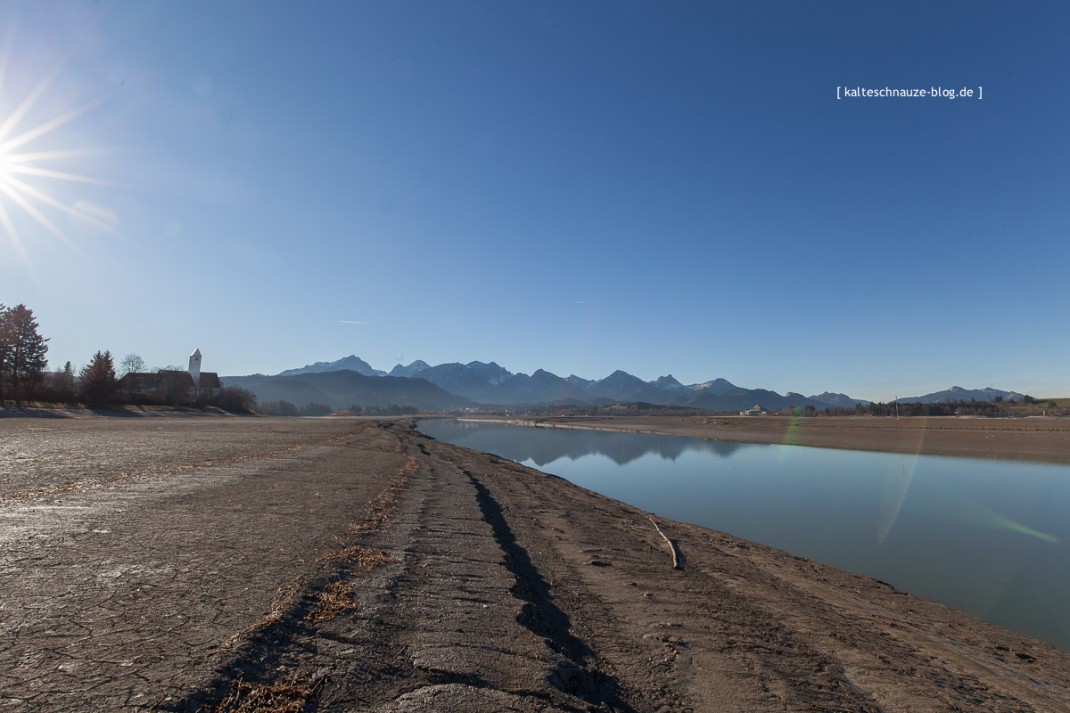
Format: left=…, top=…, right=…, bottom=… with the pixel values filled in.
left=257, top=401, right=418, bottom=417
left=819, top=398, right=1049, bottom=417
left=0, top=303, right=255, bottom=412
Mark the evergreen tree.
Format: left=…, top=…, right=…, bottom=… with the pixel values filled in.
left=80, top=351, right=118, bottom=406
left=0, top=304, right=50, bottom=406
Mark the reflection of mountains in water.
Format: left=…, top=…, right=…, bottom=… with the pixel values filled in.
left=428, top=421, right=751, bottom=466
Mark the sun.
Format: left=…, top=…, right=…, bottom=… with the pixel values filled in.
left=0, top=38, right=114, bottom=259
left=0, top=97, right=113, bottom=255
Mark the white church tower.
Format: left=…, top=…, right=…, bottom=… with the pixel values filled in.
left=188, top=348, right=202, bottom=387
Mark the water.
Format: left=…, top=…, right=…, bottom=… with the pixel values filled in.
left=419, top=418, right=1070, bottom=650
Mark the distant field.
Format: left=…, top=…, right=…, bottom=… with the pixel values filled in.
left=491, top=414, right=1070, bottom=465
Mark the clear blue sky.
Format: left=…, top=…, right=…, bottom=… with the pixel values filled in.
left=1, top=1, right=1066, bottom=402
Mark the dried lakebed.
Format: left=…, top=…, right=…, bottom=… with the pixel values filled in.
left=1, top=416, right=1068, bottom=711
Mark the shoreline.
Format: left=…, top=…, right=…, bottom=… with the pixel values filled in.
left=452, top=414, right=1070, bottom=466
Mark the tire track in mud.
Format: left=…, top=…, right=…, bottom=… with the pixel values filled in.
left=357, top=449, right=628, bottom=711
left=464, top=467, right=636, bottom=711
left=370, top=456, right=572, bottom=711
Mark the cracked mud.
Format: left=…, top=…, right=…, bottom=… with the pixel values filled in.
left=2, top=416, right=1069, bottom=711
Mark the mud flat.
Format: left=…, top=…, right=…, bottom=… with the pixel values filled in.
left=2, top=416, right=1069, bottom=711
left=486, top=414, right=1070, bottom=465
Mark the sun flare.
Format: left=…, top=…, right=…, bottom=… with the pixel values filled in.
left=0, top=39, right=114, bottom=259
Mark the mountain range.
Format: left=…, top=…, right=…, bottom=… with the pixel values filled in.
left=222, top=355, right=1023, bottom=414
left=225, top=356, right=849, bottom=412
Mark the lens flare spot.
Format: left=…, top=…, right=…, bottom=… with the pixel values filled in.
left=876, top=454, right=918, bottom=545
left=958, top=499, right=1060, bottom=544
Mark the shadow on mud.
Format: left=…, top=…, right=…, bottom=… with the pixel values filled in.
left=466, top=469, right=637, bottom=712
left=0, top=408, right=72, bottom=418
left=162, top=581, right=325, bottom=712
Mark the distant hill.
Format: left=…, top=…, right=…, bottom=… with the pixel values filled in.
left=565, top=374, right=594, bottom=390
left=221, top=370, right=469, bottom=411
left=388, top=360, right=431, bottom=377
left=686, top=378, right=738, bottom=396
left=278, top=355, right=385, bottom=378
left=673, top=387, right=827, bottom=413
left=413, top=361, right=514, bottom=402
left=651, top=375, right=685, bottom=391
left=489, top=369, right=594, bottom=406
left=896, top=387, right=1024, bottom=404
left=585, top=370, right=669, bottom=404
left=809, top=392, right=870, bottom=408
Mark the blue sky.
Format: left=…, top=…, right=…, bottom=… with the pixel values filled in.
left=1, top=1, right=1066, bottom=402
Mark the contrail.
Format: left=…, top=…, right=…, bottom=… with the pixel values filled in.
left=339, top=320, right=374, bottom=325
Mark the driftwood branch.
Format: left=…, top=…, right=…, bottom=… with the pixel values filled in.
left=647, top=515, right=681, bottom=570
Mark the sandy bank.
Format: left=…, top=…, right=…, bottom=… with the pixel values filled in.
left=2, top=417, right=1068, bottom=711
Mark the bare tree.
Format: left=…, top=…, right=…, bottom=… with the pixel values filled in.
left=119, top=353, right=147, bottom=377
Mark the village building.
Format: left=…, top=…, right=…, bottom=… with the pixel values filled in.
left=740, top=404, right=767, bottom=416
left=117, top=348, right=221, bottom=403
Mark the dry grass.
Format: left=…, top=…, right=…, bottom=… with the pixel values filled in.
left=306, top=580, right=360, bottom=624
left=314, top=544, right=394, bottom=569
left=203, top=673, right=317, bottom=713
left=305, top=455, right=417, bottom=622
left=344, top=456, right=419, bottom=537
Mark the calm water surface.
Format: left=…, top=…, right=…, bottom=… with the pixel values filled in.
left=419, top=419, right=1070, bottom=651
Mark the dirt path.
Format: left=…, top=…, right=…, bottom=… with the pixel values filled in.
left=2, top=416, right=1069, bottom=711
